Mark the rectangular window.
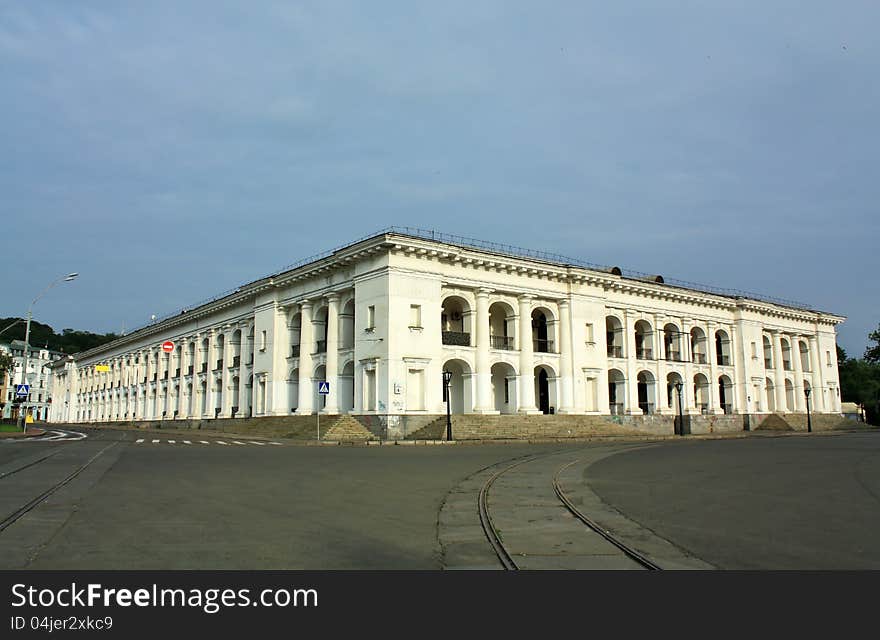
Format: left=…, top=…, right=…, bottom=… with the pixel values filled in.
left=504, top=378, right=510, bottom=404
left=585, top=323, right=595, bottom=344
left=827, top=350, right=832, bottom=366
left=367, top=305, right=376, bottom=330
left=260, top=330, right=267, bottom=351
left=751, top=342, right=757, bottom=359
left=409, top=304, right=422, bottom=329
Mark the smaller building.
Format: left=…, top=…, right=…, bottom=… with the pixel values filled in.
left=1, top=340, right=65, bottom=422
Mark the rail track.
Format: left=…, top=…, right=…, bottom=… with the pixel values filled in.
left=477, top=451, right=660, bottom=570
left=0, top=441, right=119, bottom=533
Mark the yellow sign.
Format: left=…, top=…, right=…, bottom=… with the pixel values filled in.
left=95, top=364, right=110, bottom=372
left=25, top=414, right=34, bottom=424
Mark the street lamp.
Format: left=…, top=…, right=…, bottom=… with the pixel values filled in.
left=442, top=370, right=453, bottom=441
left=18, top=273, right=78, bottom=432
left=804, top=387, right=812, bottom=433
left=674, top=381, right=685, bottom=436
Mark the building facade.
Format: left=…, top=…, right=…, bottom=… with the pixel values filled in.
left=51, top=230, right=844, bottom=427
left=2, top=340, right=65, bottom=422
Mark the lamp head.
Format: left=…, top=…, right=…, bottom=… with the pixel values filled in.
left=443, top=370, right=453, bottom=384
left=804, top=388, right=811, bottom=398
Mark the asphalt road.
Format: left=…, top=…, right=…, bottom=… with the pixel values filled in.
left=585, top=432, right=880, bottom=569
left=2, top=427, right=878, bottom=569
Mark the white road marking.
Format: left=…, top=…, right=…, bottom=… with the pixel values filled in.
left=232, top=441, right=247, bottom=445
left=199, top=441, right=210, bottom=445
left=249, top=441, right=265, bottom=446
left=168, top=440, right=176, bottom=444
left=136, top=439, right=144, bottom=444
left=216, top=441, right=228, bottom=445
left=269, top=442, right=282, bottom=446
left=183, top=440, right=192, bottom=445
left=152, top=439, right=160, bottom=444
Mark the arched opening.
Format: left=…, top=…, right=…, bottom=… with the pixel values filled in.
left=763, top=335, right=773, bottom=369
left=231, top=329, right=242, bottom=367
left=174, top=345, right=182, bottom=378
left=341, top=299, right=355, bottom=350
left=608, top=369, right=625, bottom=415
left=715, top=330, right=731, bottom=366
left=694, top=373, right=710, bottom=414
left=313, top=306, right=328, bottom=354
left=213, top=377, right=223, bottom=416
left=314, top=364, right=327, bottom=409
left=245, top=374, right=254, bottom=417
left=637, top=371, right=656, bottom=414
left=442, top=359, right=473, bottom=414
left=231, top=376, right=240, bottom=417
left=534, top=365, right=557, bottom=414
left=441, top=296, right=472, bottom=346
left=690, top=327, right=707, bottom=364
left=634, top=320, right=654, bottom=360
left=200, top=379, right=208, bottom=416
left=245, top=326, right=255, bottom=365
left=606, top=316, right=624, bottom=358
left=489, top=302, right=516, bottom=351
left=200, top=337, right=210, bottom=374
left=664, top=323, right=682, bottom=361
left=785, top=379, right=794, bottom=412
left=799, top=340, right=810, bottom=372
left=490, top=362, right=517, bottom=414
left=531, top=308, right=556, bottom=353
left=289, top=313, right=302, bottom=358
left=288, top=368, right=299, bottom=413
left=667, top=372, right=684, bottom=412
left=718, top=375, right=733, bottom=414
left=765, top=378, right=776, bottom=412
left=340, top=361, right=355, bottom=413
left=215, top=334, right=225, bottom=371
left=781, top=338, right=792, bottom=371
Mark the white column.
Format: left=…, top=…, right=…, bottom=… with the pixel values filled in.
left=322, top=294, right=340, bottom=414
left=517, top=295, right=538, bottom=413
left=771, top=331, right=787, bottom=411
left=809, top=335, right=825, bottom=411
left=790, top=334, right=805, bottom=412
left=557, top=298, right=575, bottom=413
left=474, top=288, right=494, bottom=413
left=297, top=301, right=315, bottom=414
left=624, top=311, right=639, bottom=415
left=271, top=307, right=291, bottom=416
left=682, top=320, right=696, bottom=413
left=707, top=322, right=722, bottom=414
left=728, top=324, right=742, bottom=412
left=654, top=314, right=670, bottom=415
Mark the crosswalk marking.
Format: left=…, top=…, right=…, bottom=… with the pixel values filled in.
left=232, top=441, right=247, bottom=445
left=133, top=438, right=280, bottom=447
left=269, top=442, right=282, bottom=445
left=152, top=439, right=160, bottom=444
left=136, top=439, right=144, bottom=444
left=216, top=441, right=228, bottom=445
left=183, top=440, right=191, bottom=445
left=168, top=440, right=176, bottom=444
left=200, top=441, right=210, bottom=445
left=249, top=441, right=265, bottom=446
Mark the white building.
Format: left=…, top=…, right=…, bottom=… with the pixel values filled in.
left=52, top=229, right=844, bottom=431
left=2, top=340, right=65, bottom=422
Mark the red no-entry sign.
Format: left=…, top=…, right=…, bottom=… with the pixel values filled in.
left=161, top=341, right=174, bottom=353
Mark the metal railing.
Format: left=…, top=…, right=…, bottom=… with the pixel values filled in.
left=636, top=348, right=654, bottom=360
left=610, top=403, right=624, bottom=415
left=607, top=345, right=623, bottom=358
left=665, top=352, right=683, bottom=362
left=215, top=359, right=223, bottom=371
left=533, top=339, right=554, bottom=353
left=693, top=353, right=707, bottom=364
left=699, top=404, right=709, bottom=415
left=721, top=403, right=733, bottom=415
left=315, top=340, right=327, bottom=353
left=442, top=331, right=471, bottom=347
left=718, top=355, right=732, bottom=366
left=764, top=359, right=773, bottom=369
left=188, top=365, right=194, bottom=375
left=233, top=355, right=240, bottom=367
left=290, top=345, right=300, bottom=358
left=639, top=402, right=655, bottom=415
left=201, top=363, right=207, bottom=373
left=490, top=335, right=514, bottom=350
left=783, top=362, right=792, bottom=371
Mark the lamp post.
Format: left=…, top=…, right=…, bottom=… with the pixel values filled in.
left=674, top=381, right=685, bottom=436
left=443, top=370, right=453, bottom=441
left=804, top=387, right=812, bottom=433
left=18, top=273, right=78, bottom=432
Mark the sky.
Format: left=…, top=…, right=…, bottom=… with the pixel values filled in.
left=1, top=1, right=877, bottom=356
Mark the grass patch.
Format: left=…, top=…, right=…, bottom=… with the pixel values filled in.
left=0, top=423, right=24, bottom=432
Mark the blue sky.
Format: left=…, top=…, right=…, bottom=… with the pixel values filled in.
left=2, top=1, right=877, bottom=356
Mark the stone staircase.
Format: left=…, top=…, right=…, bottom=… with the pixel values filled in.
left=407, top=414, right=651, bottom=440
left=323, top=415, right=378, bottom=441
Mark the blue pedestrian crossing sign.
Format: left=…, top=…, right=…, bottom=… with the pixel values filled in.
left=15, top=384, right=30, bottom=398
left=318, top=381, right=330, bottom=395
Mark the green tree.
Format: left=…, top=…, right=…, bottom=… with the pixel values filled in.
left=865, top=324, right=880, bottom=364
left=0, top=352, right=13, bottom=380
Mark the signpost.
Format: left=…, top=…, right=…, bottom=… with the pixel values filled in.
left=15, top=385, right=30, bottom=433
left=317, top=381, right=330, bottom=441
left=162, top=341, right=174, bottom=353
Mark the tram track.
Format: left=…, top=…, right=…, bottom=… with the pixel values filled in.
left=476, top=450, right=661, bottom=570
left=0, top=441, right=119, bottom=534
